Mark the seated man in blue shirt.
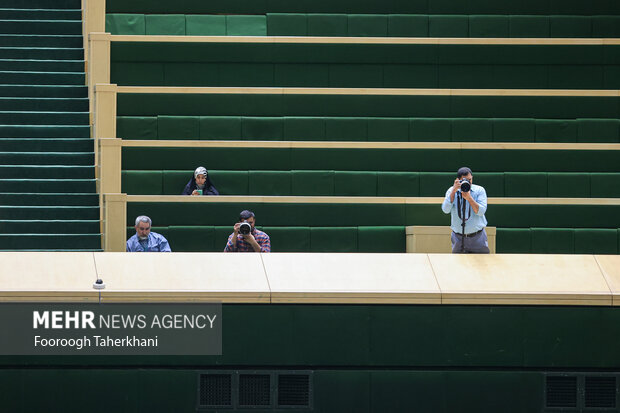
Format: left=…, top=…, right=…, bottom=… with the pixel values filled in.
left=441, top=167, right=490, bottom=253
left=126, top=215, right=171, bottom=252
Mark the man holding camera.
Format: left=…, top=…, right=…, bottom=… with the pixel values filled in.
left=224, top=210, right=271, bottom=252
left=441, top=167, right=490, bottom=253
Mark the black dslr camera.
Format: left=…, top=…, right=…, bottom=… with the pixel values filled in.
left=459, top=178, right=471, bottom=192
left=239, top=221, right=252, bottom=235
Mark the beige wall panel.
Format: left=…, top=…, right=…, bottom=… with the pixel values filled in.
left=93, top=252, right=270, bottom=302
left=263, top=253, right=440, bottom=304
left=0, top=252, right=98, bottom=301
left=595, top=255, right=620, bottom=306
left=430, top=254, right=611, bottom=305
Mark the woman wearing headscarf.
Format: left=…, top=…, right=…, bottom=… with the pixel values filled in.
left=182, top=166, right=219, bottom=195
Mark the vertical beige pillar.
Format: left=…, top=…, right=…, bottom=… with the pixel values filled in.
left=103, top=193, right=127, bottom=252
left=88, top=32, right=111, bottom=122
left=99, top=138, right=122, bottom=194
left=82, top=0, right=106, bottom=71
left=94, top=83, right=117, bottom=183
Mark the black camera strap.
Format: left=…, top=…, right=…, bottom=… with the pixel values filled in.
left=456, top=191, right=471, bottom=252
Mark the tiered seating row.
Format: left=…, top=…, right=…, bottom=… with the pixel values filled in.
left=110, top=42, right=620, bottom=89
left=107, top=13, right=620, bottom=38
left=118, top=115, right=620, bottom=143
left=122, top=170, right=620, bottom=198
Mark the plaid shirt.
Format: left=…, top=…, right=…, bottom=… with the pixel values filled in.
left=224, top=228, right=271, bottom=252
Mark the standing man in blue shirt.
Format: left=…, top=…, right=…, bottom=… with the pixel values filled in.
left=126, top=215, right=171, bottom=252
left=441, top=167, right=490, bottom=253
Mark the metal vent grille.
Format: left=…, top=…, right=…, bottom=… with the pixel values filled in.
left=239, top=374, right=271, bottom=406
left=199, top=374, right=232, bottom=407
left=546, top=376, right=577, bottom=408
left=278, top=374, right=310, bottom=407
left=585, top=376, right=617, bottom=408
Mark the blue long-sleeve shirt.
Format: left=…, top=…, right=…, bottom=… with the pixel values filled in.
left=441, top=184, right=488, bottom=234
left=126, top=232, right=171, bottom=252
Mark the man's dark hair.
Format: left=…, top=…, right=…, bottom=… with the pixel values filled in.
left=239, top=210, right=255, bottom=220
left=457, top=167, right=473, bottom=178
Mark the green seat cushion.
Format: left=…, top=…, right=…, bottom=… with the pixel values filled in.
left=377, top=172, right=420, bottom=197
left=106, top=14, right=146, bottom=35
left=387, top=15, right=429, bottom=37
left=475, top=172, right=504, bottom=197
left=214, top=226, right=235, bottom=251
left=492, top=118, right=535, bottom=142
left=504, top=172, right=548, bottom=197
left=419, top=172, right=453, bottom=197
left=284, top=117, right=326, bottom=141
left=358, top=226, right=405, bottom=252
left=410, top=118, right=451, bottom=142
left=535, top=119, right=577, bottom=143
left=509, top=16, right=549, bottom=37
left=452, top=118, right=493, bottom=142
left=310, top=227, right=358, bottom=252
left=549, top=16, right=592, bottom=37
left=122, top=170, right=163, bottom=195
left=162, top=170, right=190, bottom=195
left=185, top=15, right=226, bottom=35
left=249, top=171, right=291, bottom=195
left=325, top=117, right=367, bottom=141
left=261, top=226, right=310, bottom=252
left=429, top=15, right=469, bottom=37
left=531, top=228, right=574, bottom=253
left=117, top=116, right=157, bottom=140
left=226, top=15, right=266, bottom=36
left=167, top=225, right=215, bottom=252
left=291, top=170, right=334, bottom=196
left=158, top=116, right=199, bottom=140
left=367, top=118, right=409, bottom=142
left=267, top=13, right=308, bottom=36
left=145, top=14, right=186, bottom=35
left=592, top=16, right=620, bottom=37
left=307, top=14, right=348, bottom=36
left=200, top=116, right=242, bottom=140
left=469, top=15, right=509, bottom=37
left=574, top=228, right=618, bottom=254
left=590, top=173, right=620, bottom=198
left=577, top=119, right=620, bottom=143
left=348, top=14, right=388, bottom=37
left=208, top=170, right=249, bottom=195
left=496, top=228, right=531, bottom=253
left=242, top=117, right=283, bottom=140
left=547, top=173, right=590, bottom=198
left=334, top=171, right=377, bottom=196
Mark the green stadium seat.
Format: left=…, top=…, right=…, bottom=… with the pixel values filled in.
left=549, top=16, right=592, bottom=38
left=162, top=170, right=189, bottom=194
left=242, top=117, right=283, bottom=140
left=284, top=117, right=326, bottom=141
left=377, top=172, right=420, bottom=197
left=577, top=119, right=620, bottom=143
left=590, top=173, right=620, bottom=198
left=358, top=226, right=406, bottom=252
left=452, top=118, right=493, bottom=142
left=367, top=118, right=409, bottom=142
left=387, top=15, right=429, bottom=37
left=167, top=225, right=216, bottom=252
left=496, top=228, right=531, bottom=253
left=106, top=13, right=146, bottom=35
left=347, top=14, right=388, bottom=37
left=475, top=172, right=504, bottom=197
left=248, top=171, right=292, bottom=195
left=117, top=116, right=158, bottom=140
left=429, top=15, right=469, bottom=37
left=122, top=170, right=163, bottom=195
left=410, top=118, right=451, bottom=142
left=185, top=15, right=226, bottom=35
left=334, top=171, right=377, bottom=196
left=267, top=13, right=308, bottom=36
left=145, top=14, right=186, bottom=35
left=325, top=117, right=367, bottom=141
left=164, top=63, right=219, bottom=87
left=535, top=120, right=577, bottom=143
left=508, top=16, right=549, bottom=37
left=111, top=62, right=164, bottom=86
left=218, top=63, right=274, bottom=87
left=531, top=228, right=574, bottom=253
left=157, top=115, right=199, bottom=140
left=275, top=63, right=329, bottom=87
left=547, top=173, right=590, bottom=198
left=214, top=226, right=234, bottom=250
left=329, top=64, right=383, bottom=88
left=226, top=15, right=266, bottom=36
left=200, top=116, right=242, bottom=140
left=592, top=16, right=620, bottom=37
left=469, top=15, right=509, bottom=37
left=574, top=228, right=618, bottom=254
left=291, top=170, right=335, bottom=196
left=549, top=65, right=604, bottom=90
left=504, top=172, right=548, bottom=197
left=419, top=172, right=453, bottom=197
left=307, top=14, right=348, bottom=36
left=209, top=170, right=249, bottom=195
left=492, top=118, right=535, bottom=142
left=310, top=227, right=357, bottom=252
left=262, top=226, right=311, bottom=252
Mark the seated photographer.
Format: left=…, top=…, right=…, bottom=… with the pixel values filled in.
left=441, top=167, right=490, bottom=254
left=126, top=215, right=171, bottom=252
left=224, top=210, right=271, bottom=252
left=182, top=166, right=219, bottom=196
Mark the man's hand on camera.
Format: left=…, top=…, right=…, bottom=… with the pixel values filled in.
left=244, top=232, right=256, bottom=243
left=452, top=178, right=461, bottom=192
left=461, top=190, right=472, bottom=200
left=233, top=222, right=241, bottom=235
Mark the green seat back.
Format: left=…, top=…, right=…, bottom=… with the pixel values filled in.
left=377, top=172, right=420, bottom=197
left=334, top=171, right=377, bottom=196
left=249, top=171, right=291, bottom=195
left=358, top=226, right=405, bottom=252
left=200, top=116, right=242, bottom=140
left=117, top=116, right=157, bottom=140
left=262, top=226, right=310, bottom=252
left=531, top=228, right=574, bottom=253
left=310, top=227, right=358, bottom=252
left=158, top=116, right=199, bottom=140
left=574, top=228, right=618, bottom=254
left=145, top=14, right=186, bottom=35
left=291, top=170, right=334, bottom=196
left=122, top=170, right=163, bottom=195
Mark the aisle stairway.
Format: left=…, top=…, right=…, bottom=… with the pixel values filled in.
left=0, top=3, right=100, bottom=250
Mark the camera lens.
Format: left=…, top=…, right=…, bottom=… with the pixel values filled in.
left=460, top=179, right=471, bottom=192
left=239, top=222, right=251, bottom=235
